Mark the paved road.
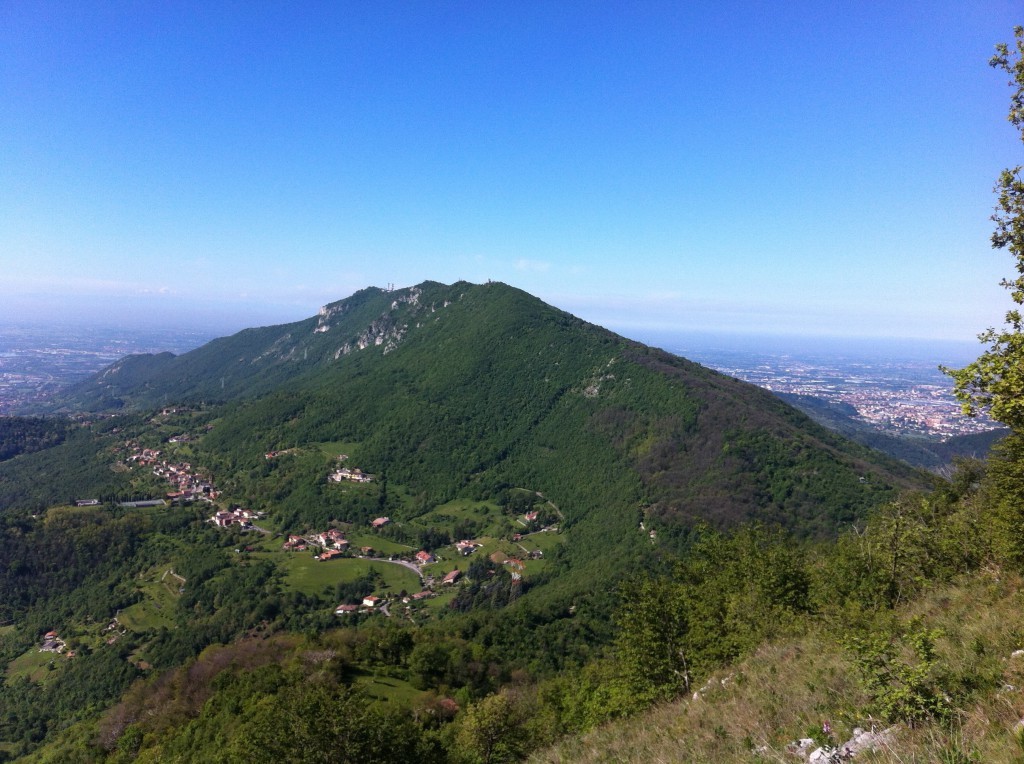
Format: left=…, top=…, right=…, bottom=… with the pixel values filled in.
left=359, top=556, right=424, bottom=581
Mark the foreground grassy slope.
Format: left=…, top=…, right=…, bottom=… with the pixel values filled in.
left=532, top=570, right=1024, bottom=763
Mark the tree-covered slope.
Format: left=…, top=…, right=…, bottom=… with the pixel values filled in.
left=33, top=278, right=953, bottom=539
left=56, top=281, right=928, bottom=542
left=0, top=417, right=68, bottom=463
left=51, top=281, right=474, bottom=411
left=3, top=280, right=930, bottom=679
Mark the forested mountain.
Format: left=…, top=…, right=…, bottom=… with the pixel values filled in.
left=0, top=280, right=936, bottom=761
left=56, top=281, right=927, bottom=535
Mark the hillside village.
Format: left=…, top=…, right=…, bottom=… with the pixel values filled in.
left=110, top=422, right=563, bottom=626
left=124, top=441, right=219, bottom=503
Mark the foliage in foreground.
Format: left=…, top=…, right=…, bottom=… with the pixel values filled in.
left=530, top=570, right=1024, bottom=764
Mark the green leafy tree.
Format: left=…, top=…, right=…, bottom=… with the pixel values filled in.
left=614, top=526, right=810, bottom=704
left=845, top=619, right=951, bottom=727
left=454, top=690, right=526, bottom=764
left=613, top=576, right=692, bottom=702
left=946, top=27, right=1024, bottom=430
left=230, top=681, right=422, bottom=763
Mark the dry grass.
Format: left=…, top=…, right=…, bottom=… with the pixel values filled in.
left=532, top=571, right=1024, bottom=763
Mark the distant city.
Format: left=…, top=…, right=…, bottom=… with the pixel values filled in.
left=671, top=345, right=998, bottom=440
left=0, top=323, right=1002, bottom=440
left=0, top=324, right=215, bottom=414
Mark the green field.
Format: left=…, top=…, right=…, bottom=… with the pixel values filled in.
left=515, top=529, right=564, bottom=554
left=166, top=443, right=195, bottom=459
left=466, top=535, right=511, bottom=558
left=6, top=648, right=61, bottom=683
left=313, top=441, right=361, bottom=459
left=412, top=498, right=515, bottom=537
left=350, top=668, right=421, bottom=704
left=346, top=532, right=415, bottom=555
left=276, top=554, right=421, bottom=596
left=422, top=588, right=458, bottom=613
left=118, top=567, right=183, bottom=632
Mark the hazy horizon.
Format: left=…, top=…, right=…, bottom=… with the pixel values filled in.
left=0, top=284, right=986, bottom=371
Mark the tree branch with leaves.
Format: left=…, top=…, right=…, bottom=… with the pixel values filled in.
left=945, top=27, right=1024, bottom=431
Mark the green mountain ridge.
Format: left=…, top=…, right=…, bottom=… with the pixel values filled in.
left=55, top=280, right=928, bottom=538
left=52, top=281, right=475, bottom=411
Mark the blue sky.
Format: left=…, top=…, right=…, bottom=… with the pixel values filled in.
left=1, top=2, right=1021, bottom=342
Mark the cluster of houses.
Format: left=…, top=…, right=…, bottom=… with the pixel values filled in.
left=125, top=442, right=219, bottom=503
left=210, top=507, right=263, bottom=529
left=311, top=529, right=356, bottom=560
left=313, top=528, right=349, bottom=550
left=334, top=568, right=463, bottom=616
left=334, top=594, right=395, bottom=616
left=127, top=446, right=161, bottom=466
left=40, top=630, right=68, bottom=654
left=281, top=528, right=378, bottom=558
left=283, top=535, right=309, bottom=552
left=329, top=466, right=374, bottom=484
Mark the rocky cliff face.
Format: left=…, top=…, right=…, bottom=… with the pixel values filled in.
left=320, top=285, right=464, bottom=358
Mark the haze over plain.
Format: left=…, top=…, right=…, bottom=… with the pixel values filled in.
left=1, top=2, right=1020, bottom=342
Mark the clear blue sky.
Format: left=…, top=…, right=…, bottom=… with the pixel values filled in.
left=1, top=1, right=1021, bottom=342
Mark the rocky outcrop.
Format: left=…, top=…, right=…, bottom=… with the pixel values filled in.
left=788, top=726, right=897, bottom=762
